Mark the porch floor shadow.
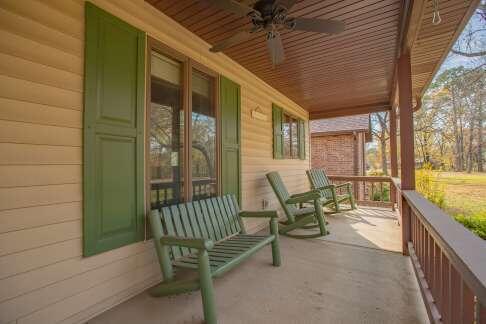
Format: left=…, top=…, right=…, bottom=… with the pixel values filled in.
left=89, top=207, right=427, bottom=324
left=297, top=206, right=403, bottom=253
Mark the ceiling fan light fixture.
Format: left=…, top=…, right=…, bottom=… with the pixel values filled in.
left=204, top=0, right=345, bottom=66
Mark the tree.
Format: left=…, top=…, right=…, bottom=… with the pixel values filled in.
left=371, top=112, right=389, bottom=175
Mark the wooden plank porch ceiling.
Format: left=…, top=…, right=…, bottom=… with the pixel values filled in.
left=147, top=0, right=478, bottom=118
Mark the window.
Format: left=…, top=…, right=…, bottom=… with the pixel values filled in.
left=148, top=40, right=219, bottom=210
left=191, top=70, right=217, bottom=201
left=283, top=114, right=300, bottom=159
left=149, top=51, right=184, bottom=208
left=273, top=103, right=306, bottom=160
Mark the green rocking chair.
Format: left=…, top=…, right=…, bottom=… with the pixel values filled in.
left=266, top=171, right=328, bottom=238
left=306, top=168, right=357, bottom=212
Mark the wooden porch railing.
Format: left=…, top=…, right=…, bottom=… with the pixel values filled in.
left=328, top=175, right=395, bottom=210
left=150, top=178, right=216, bottom=209
left=399, top=189, right=486, bottom=324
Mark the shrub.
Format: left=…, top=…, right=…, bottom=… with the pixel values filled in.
left=416, top=163, right=446, bottom=208
left=454, top=213, right=486, bottom=240
left=371, top=184, right=390, bottom=202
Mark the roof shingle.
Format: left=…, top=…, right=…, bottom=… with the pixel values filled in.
left=310, top=114, right=370, bottom=134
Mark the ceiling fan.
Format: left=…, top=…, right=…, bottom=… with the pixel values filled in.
left=205, top=0, right=345, bottom=66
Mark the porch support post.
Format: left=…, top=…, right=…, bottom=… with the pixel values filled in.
left=398, top=53, right=415, bottom=255
left=390, top=105, right=398, bottom=211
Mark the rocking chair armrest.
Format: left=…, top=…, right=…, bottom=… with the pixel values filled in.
left=334, top=182, right=352, bottom=189
left=286, top=190, right=322, bottom=204
left=316, top=184, right=335, bottom=191
left=239, top=210, right=279, bottom=219
left=159, top=236, right=214, bottom=251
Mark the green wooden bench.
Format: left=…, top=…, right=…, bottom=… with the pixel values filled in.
left=266, top=171, right=328, bottom=238
left=306, top=168, right=356, bottom=212
left=149, top=194, right=280, bottom=324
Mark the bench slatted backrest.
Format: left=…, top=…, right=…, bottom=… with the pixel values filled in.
left=159, top=194, right=242, bottom=259
left=307, top=169, right=333, bottom=199
left=266, top=171, right=298, bottom=217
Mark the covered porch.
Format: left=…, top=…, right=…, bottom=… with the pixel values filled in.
left=90, top=207, right=426, bottom=324
left=0, top=0, right=484, bottom=323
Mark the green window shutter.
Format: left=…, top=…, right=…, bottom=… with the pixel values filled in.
left=83, top=2, right=146, bottom=256
left=298, top=119, right=306, bottom=160
left=272, top=104, right=283, bottom=159
left=220, top=76, right=241, bottom=204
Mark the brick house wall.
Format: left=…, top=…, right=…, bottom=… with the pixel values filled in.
left=311, top=132, right=366, bottom=176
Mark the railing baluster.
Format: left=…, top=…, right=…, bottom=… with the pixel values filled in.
left=434, top=242, right=441, bottom=311
left=450, top=266, right=461, bottom=324
left=442, top=255, right=450, bottom=324
left=480, top=301, right=486, bottom=324
left=462, top=283, right=474, bottom=324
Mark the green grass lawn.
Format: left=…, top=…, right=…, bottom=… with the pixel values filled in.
left=432, top=171, right=486, bottom=239
left=433, top=172, right=486, bottom=217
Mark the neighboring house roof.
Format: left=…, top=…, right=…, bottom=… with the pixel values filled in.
left=310, top=114, right=370, bottom=135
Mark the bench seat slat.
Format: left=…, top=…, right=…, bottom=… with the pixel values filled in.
left=161, top=206, right=182, bottom=259
left=172, top=234, right=275, bottom=274
left=186, top=202, right=203, bottom=239
left=198, top=200, right=216, bottom=241
left=178, top=204, right=196, bottom=254
left=170, top=205, right=190, bottom=256
left=210, top=198, right=229, bottom=238
left=220, top=196, right=234, bottom=233
left=205, top=199, right=223, bottom=241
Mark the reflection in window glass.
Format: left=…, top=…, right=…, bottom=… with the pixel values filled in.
left=191, top=70, right=217, bottom=200
left=150, top=52, right=184, bottom=209
left=283, top=115, right=291, bottom=158
left=283, top=114, right=299, bottom=159
left=291, top=119, right=298, bottom=157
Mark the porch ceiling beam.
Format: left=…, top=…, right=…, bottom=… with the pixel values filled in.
left=309, top=102, right=390, bottom=120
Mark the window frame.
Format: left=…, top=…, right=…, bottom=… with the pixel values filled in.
left=145, top=37, right=220, bottom=212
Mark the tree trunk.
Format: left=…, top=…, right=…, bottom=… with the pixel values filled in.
left=467, top=127, right=474, bottom=173
left=477, top=91, right=484, bottom=172
left=380, top=135, right=388, bottom=175
left=451, top=92, right=464, bottom=171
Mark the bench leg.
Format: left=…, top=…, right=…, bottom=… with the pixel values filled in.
left=198, top=250, right=217, bottom=324
left=270, top=218, right=281, bottom=266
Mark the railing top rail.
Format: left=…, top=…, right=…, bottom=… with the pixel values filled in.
left=402, top=190, right=486, bottom=302
left=327, top=175, right=392, bottom=182
left=391, top=177, right=401, bottom=189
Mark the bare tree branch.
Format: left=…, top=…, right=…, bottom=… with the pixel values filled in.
left=450, top=49, right=486, bottom=57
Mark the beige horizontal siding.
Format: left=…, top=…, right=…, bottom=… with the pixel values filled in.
left=0, top=0, right=310, bottom=323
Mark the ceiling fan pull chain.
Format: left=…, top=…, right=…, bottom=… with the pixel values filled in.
left=432, top=0, right=442, bottom=25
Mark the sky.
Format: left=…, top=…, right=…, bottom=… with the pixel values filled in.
left=437, top=8, right=485, bottom=73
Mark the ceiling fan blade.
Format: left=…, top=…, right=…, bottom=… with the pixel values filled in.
left=210, top=30, right=254, bottom=52
left=202, top=0, right=259, bottom=17
left=292, top=17, right=345, bottom=34
left=277, top=0, right=297, bottom=11
left=267, top=31, right=285, bottom=66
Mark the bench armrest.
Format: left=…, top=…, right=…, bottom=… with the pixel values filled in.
left=286, top=190, right=321, bottom=204
left=239, top=210, right=279, bottom=219
left=160, top=236, right=214, bottom=251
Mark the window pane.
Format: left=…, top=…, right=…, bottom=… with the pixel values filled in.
left=150, top=52, right=184, bottom=209
left=283, top=115, right=291, bottom=158
left=192, top=70, right=217, bottom=200
left=291, top=118, right=298, bottom=158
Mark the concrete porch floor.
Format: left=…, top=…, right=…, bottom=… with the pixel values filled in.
left=89, top=207, right=428, bottom=324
